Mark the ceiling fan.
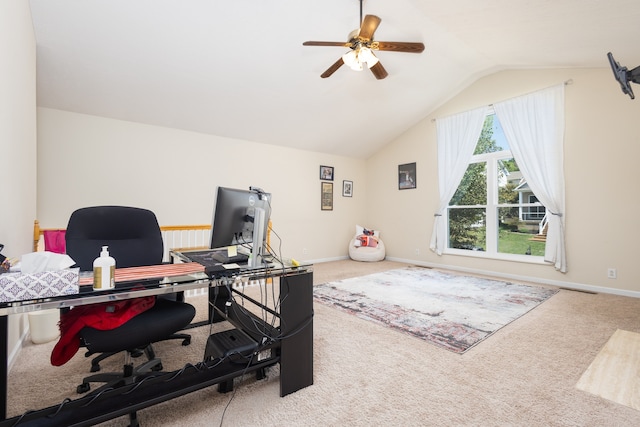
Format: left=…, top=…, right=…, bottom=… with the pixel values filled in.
left=303, top=0, right=425, bottom=79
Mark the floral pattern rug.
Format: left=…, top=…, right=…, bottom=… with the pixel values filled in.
left=314, top=267, right=559, bottom=353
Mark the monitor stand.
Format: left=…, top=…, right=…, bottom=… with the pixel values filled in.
left=249, top=207, right=266, bottom=268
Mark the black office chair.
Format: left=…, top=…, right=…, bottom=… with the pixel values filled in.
left=64, top=206, right=196, bottom=394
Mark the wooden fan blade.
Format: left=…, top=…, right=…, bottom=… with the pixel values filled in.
left=359, top=15, right=381, bottom=41
left=321, top=57, right=345, bottom=78
left=370, top=61, right=388, bottom=80
left=303, top=41, right=351, bottom=48
left=375, top=41, right=425, bottom=53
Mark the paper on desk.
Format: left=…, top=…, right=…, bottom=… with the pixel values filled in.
left=224, top=263, right=240, bottom=269
left=20, top=251, right=76, bottom=273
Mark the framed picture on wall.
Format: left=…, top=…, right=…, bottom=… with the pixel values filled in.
left=320, top=165, right=334, bottom=181
left=342, top=180, right=353, bottom=197
left=398, top=162, right=417, bottom=190
left=321, top=182, right=333, bottom=210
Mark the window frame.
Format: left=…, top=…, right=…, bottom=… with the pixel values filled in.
left=443, top=116, right=546, bottom=264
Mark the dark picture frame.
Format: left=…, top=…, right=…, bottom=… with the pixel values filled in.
left=321, top=182, right=333, bottom=210
left=342, top=180, right=353, bottom=197
left=399, top=162, right=417, bottom=190
left=320, top=165, right=334, bottom=181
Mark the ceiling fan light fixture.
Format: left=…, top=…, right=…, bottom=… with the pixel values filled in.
left=342, top=46, right=379, bottom=71
left=359, top=47, right=379, bottom=68
left=342, top=49, right=364, bottom=71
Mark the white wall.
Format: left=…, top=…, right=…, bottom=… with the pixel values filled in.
left=9, top=3, right=636, bottom=384
left=367, top=68, right=640, bottom=294
left=34, top=70, right=640, bottom=296
left=36, top=108, right=368, bottom=262
left=0, top=0, right=37, bottom=365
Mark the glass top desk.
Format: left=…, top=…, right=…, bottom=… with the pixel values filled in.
left=0, top=258, right=313, bottom=426
left=0, top=263, right=210, bottom=421
left=0, top=265, right=210, bottom=317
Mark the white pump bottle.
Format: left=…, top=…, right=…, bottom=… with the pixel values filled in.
left=93, top=246, right=115, bottom=290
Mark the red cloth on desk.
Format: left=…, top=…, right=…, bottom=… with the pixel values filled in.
left=50, top=296, right=155, bottom=366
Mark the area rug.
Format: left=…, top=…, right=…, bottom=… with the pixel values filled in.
left=314, top=267, right=558, bottom=353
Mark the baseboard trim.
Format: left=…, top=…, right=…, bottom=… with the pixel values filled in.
left=384, top=256, right=640, bottom=299
left=303, top=255, right=349, bottom=264
left=8, top=325, right=30, bottom=372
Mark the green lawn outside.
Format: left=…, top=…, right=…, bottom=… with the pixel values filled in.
left=498, top=231, right=545, bottom=256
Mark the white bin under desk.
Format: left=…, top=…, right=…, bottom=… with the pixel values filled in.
left=28, top=309, right=60, bottom=344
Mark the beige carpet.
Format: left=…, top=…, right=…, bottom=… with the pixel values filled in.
left=6, top=260, right=640, bottom=426
left=576, top=329, right=640, bottom=411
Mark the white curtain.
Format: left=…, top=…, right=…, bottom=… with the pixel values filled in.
left=429, top=107, right=487, bottom=255
left=494, top=84, right=567, bottom=272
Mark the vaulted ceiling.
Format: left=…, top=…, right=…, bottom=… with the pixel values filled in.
left=29, top=0, right=640, bottom=158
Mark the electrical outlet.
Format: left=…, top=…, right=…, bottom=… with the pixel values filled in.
left=415, top=248, right=420, bottom=255
left=607, top=268, right=617, bottom=279
left=302, top=248, right=308, bottom=255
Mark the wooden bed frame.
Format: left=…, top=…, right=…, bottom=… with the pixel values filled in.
left=33, top=220, right=272, bottom=259
left=33, top=220, right=210, bottom=256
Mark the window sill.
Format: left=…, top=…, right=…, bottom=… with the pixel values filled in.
left=443, top=248, right=548, bottom=265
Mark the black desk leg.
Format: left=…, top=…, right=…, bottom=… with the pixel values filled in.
left=209, top=281, right=231, bottom=323
left=1, top=315, right=7, bottom=420
left=279, top=271, right=314, bottom=396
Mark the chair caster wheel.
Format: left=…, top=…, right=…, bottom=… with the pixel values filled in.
left=182, top=337, right=191, bottom=346
left=77, top=383, right=91, bottom=394
left=90, top=364, right=101, bottom=373
left=152, top=362, right=163, bottom=371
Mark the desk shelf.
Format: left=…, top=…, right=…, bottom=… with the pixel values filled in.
left=1, top=357, right=281, bottom=427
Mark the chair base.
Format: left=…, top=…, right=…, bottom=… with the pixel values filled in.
left=77, top=345, right=163, bottom=395
left=88, top=349, right=143, bottom=372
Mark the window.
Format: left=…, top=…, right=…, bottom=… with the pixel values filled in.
left=446, top=113, right=547, bottom=258
left=523, top=196, right=546, bottom=221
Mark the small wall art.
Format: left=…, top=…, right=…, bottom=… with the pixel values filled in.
left=320, top=165, right=334, bottom=181
left=342, top=180, right=353, bottom=197
left=321, top=182, right=333, bottom=210
left=398, top=162, right=417, bottom=190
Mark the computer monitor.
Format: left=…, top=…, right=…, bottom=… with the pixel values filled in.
left=210, top=186, right=271, bottom=267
